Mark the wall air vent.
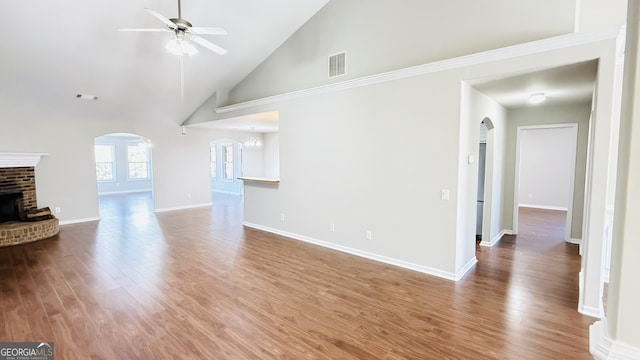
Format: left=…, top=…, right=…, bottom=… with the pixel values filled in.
left=328, top=52, right=346, bottom=78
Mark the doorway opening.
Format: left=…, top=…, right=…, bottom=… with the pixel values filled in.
left=476, top=121, right=488, bottom=243
left=210, top=139, right=244, bottom=197
left=513, top=124, right=578, bottom=242
left=94, top=133, right=154, bottom=220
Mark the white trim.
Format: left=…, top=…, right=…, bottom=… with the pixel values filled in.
left=455, top=257, right=478, bottom=281
left=518, top=204, right=570, bottom=211
left=243, top=222, right=461, bottom=281
left=0, top=152, right=47, bottom=168
left=590, top=319, right=640, bottom=360
left=480, top=229, right=509, bottom=247
left=59, top=217, right=101, bottom=226
left=211, top=189, right=243, bottom=195
left=568, top=238, right=582, bottom=245
left=214, top=31, right=618, bottom=114
left=580, top=303, right=604, bottom=318
left=574, top=0, right=582, bottom=33
left=98, top=189, right=152, bottom=196
left=578, top=270, right=604, bottom=317
left=153, top=203, right=212, bottom=213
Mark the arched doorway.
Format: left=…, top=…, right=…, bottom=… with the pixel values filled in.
left=94, top=133, right=154, bottom=219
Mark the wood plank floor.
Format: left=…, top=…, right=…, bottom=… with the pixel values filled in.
left=0, top=194, right=595, bottom=359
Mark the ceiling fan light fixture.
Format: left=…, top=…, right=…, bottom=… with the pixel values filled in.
left=165, top=37, right=198, bottom=56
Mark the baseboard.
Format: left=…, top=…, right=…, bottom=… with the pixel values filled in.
left=455, top=257, right=478, bottom=281
left=590, top=319, right=640, bottom=359
left=243, top=222, right=460, bottom=281
left=568, top=238, right=582, bottom=245
left=580, top=303, right=604, bottom=318
left=519, top=204, right=569, bottom=211
left=98, top=190, right=152, bottom=196
left=480, top=229, right=511, bottom=247
left=59, top=217, right=101, bottom=226
left=154, top=203, right=212, bottom=213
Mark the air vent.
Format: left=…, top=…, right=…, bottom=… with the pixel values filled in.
left=328, top=52, right=346, bottom=78
left=75, top=93, right=98, bottom=101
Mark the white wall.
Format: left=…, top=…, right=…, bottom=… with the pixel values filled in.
left=241, top=141, right=265, bottom=178
left=263, top=133, right=280, bottom=179
left=576, top=0, right=628, bottom=32
left=504, top=102, right=592, bottom=238
left=518, top=127, right=577, bottom=210
left=235, top=37, right=619, bottom=280
left=228, top=0, right=576, bottom=105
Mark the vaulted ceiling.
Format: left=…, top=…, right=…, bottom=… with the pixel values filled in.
left=0, top=0, right=329, bottom=125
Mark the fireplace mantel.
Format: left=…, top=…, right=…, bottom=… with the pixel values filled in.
left=0, top=153, right=48, bottom=168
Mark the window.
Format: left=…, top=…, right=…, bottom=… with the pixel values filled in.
left=223, top=144, right=233, bottom=180
left=95, top=144, right=115, bottom=181
left=210, top=146, right=217, bottom=179
left=127, top=144, right=150, bottom=180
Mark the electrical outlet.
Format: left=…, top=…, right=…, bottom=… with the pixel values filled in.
left=54, top=207, right=61, bottom=214
left=365, top=230, right=372, bottom=240
left=441, top=189, right=450, bottom=201
left=330, top=223, right=335, bottom=232
left=280, top=213, right=285, bottom=222
left=187, top=193, right=192, bottom=199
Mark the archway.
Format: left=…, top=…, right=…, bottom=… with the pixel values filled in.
left=94, top=133, right=154, bottom=219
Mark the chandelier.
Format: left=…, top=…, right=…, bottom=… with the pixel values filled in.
left=244, top=127, right=263, bottom=148
left=244, top=136, right=263, bottom=148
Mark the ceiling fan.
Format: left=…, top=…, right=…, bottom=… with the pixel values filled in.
left=119, top=0, right=228, bottom=56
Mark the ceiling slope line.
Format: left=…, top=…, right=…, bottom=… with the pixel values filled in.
left=214, top=28, right=620, bottom=115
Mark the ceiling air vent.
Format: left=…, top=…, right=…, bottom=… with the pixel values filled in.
left=328, top=52, right=346, bottom=78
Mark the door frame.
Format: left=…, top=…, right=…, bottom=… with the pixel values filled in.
left=512, top=123, right=578, bottom=242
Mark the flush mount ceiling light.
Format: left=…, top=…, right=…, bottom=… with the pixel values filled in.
left=528, top=92, right=547, bottom=105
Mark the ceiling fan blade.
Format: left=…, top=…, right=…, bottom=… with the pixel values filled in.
left=118, top=28, right=171, bottom=32
left=188, top=35, right=228, bottom=55
left=144, top=8, right=177, bottom=29
left=188, top=27, right=228, bottom=35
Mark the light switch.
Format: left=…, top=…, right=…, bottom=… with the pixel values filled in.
left=468, top=155, right=475, bottom=164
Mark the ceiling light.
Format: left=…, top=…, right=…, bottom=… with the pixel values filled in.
left=165, top=35, right=198, bottom=56
left=528, top=92, right=546, bottom=105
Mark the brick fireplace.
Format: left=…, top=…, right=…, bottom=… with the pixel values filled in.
left=0, top=167, right=38, bottom=212
left=0, top=153, right=59, bottom=247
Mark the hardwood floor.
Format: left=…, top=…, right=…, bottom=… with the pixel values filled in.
left=0, top=197, right=595, bottom=359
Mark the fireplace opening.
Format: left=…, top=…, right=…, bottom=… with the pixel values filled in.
left=0, top=192, right=23, bottom=223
